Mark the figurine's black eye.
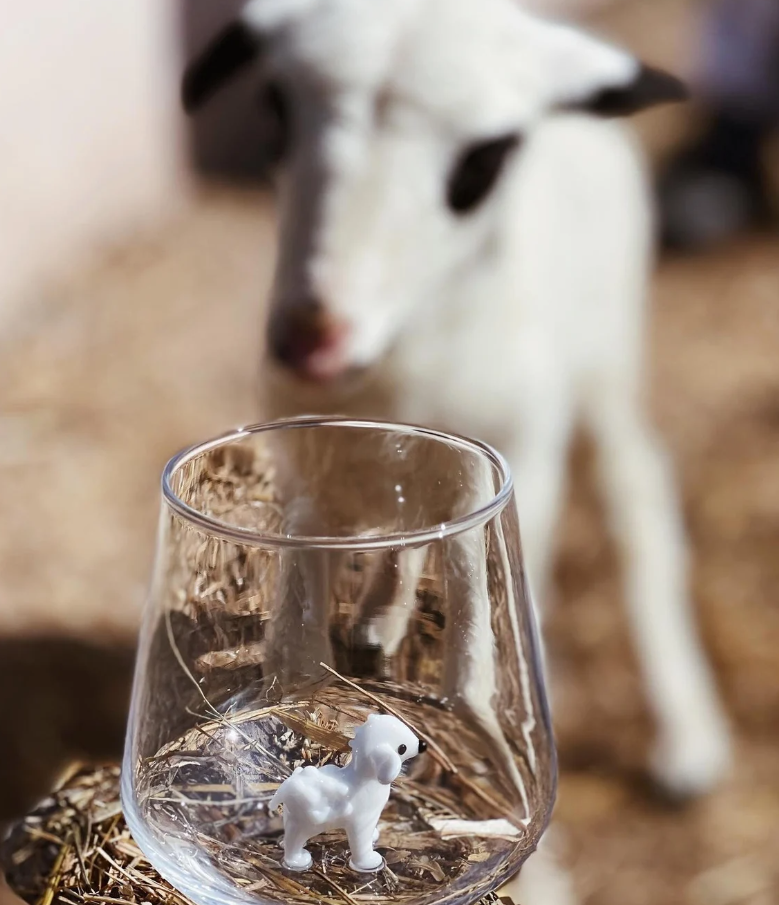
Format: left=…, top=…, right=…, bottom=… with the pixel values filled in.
left=397, top=744, right=407, bottom=755
left=446, top=133, right=521, bottom=215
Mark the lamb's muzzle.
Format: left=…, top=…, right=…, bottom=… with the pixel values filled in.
left=267, top=298, right=351, bottom=382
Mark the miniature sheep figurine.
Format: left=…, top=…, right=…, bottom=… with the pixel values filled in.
left=269, top=714, right=424, bottom=872
left=184, top=1, right=733, bottom=900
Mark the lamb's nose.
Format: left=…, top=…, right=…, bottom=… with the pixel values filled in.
left=269, top=299, right=327, bottom=364
left=268, top=298, right=349, bottom=380
left=418, top=739, right=428, bottom=754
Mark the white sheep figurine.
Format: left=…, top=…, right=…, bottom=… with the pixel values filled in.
left=269, top=714, right=424, bottom=872
left=183, top=1, right=733, bottom=900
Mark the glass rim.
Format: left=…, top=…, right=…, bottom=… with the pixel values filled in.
left=162, top=416, right=514, bottom=550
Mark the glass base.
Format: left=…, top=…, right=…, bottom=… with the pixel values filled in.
left=122, top=695, right=528, bottom=905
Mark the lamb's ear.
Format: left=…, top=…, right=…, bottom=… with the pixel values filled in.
left=567, top=63, right=688, bottom=117
left=532, top=18, right=688, bottom=117
left=182, top=21, right=264, bottom=114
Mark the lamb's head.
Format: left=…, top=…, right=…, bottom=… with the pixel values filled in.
left=184, top=0, right=685, bottom=383
left=348, top=714, right=424, bottom=785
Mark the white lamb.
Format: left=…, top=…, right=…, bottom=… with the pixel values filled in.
left=183, top=0, right=732, bottom=900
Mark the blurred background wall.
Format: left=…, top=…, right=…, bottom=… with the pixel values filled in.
left=0, top=1, right=184, bottom=331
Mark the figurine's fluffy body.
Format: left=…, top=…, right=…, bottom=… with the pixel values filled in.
left=270, top=714, right=423, bottom=872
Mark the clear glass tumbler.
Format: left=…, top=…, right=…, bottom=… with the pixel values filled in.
left=122, top=417, right=556, bottom=905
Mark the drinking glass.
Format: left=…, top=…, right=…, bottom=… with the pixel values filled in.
left=122, top=417, right=556, bottom=905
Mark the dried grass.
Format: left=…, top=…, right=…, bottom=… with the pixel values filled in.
left=135, top=679, right=527, bottom=905
left=1, top=766, right=519, bottom=905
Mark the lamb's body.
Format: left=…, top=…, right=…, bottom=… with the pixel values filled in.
left=259, top=109, right=730, bottom=905
left=262, top=111, right=649, bottom=593
left=262, top=111, right=730, bottom=800
left=392, top=115, right=649, bottom=452
left=184, top=2, right=732, bottom=899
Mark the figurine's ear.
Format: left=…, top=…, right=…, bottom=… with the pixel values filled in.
left=371, top=745, right=402, bottom=785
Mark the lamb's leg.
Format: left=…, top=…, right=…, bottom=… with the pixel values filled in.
left=499, top=396, right=577, bottom=905
left=353, top=546, right=428, bottom=657
left=261, top=434, right=339, bottom=692
left=584, top=382, right=732, bottom=796
left=281, top=817, right=314, bottom=871
left=442, top=518, right=577, bottom=905
left=508, top=390, right=575, bottom=616
left=264, top=549, right=336, bottom=691
left=440, top=456, right=530, bottom=809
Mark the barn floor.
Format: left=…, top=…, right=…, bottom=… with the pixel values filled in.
left=0, top=184, right=777, bottom=905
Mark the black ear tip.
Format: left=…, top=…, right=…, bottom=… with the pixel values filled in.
left=638, top=64, right=690, bottom=104
left=181, top=70, right=202, bottom=115
left=181, top=65, right=215, bottom=114
left=180, top=21, right=262, bottom=114
left=576, top=62, right=690, bottom=118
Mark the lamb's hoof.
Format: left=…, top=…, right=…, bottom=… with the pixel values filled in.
left=649, top=718, right=733, bottom=801
left=350, top=851, right=385, bottom=873
left=283, top=850, right=313, bottom=872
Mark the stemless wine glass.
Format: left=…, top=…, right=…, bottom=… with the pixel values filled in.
left=122, top=417, right=556, bottom=905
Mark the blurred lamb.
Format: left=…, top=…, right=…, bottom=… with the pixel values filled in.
left=269, top=714, right=424, bottom=872
left=183, top=0, right=732, bottom=898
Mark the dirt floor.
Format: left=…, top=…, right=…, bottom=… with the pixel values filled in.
left=0, top=181, right=777, bottom=905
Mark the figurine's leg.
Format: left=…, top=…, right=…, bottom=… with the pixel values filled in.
left=372, top=826, right=380, bottom=844
left=346, top=821, right=384, bottom=873
left=282, top=818, right=314, bottom=871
